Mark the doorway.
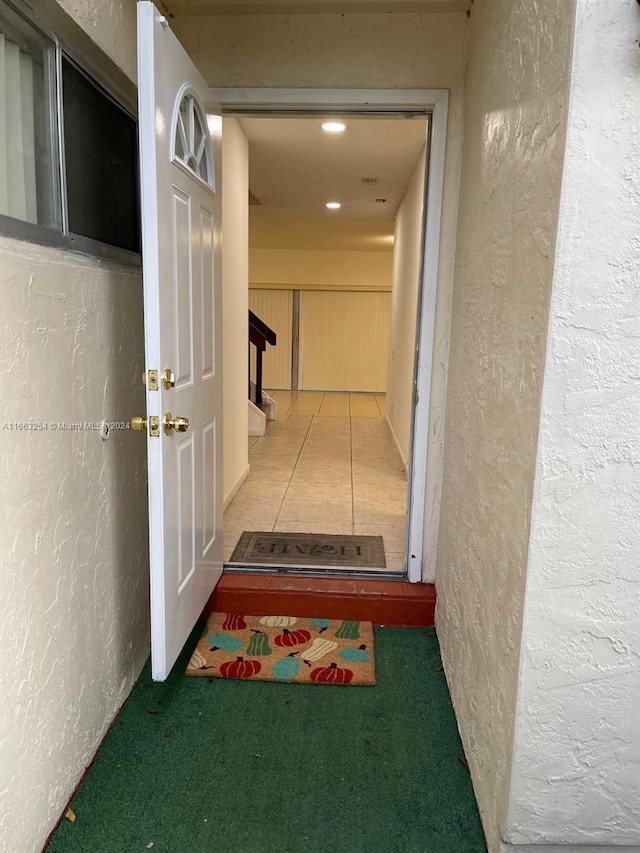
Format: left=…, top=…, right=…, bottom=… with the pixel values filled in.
left=216, top=89, right=449, bottom=583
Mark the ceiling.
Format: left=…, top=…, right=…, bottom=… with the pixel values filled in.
left=166, top=1, right=469, bottom=15
left=239, top=116, right=428, bottom=251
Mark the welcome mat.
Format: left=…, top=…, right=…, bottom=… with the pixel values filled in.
left=186, top=613, right=376, bottom=685
left=229, top=531, right=386, bottom=569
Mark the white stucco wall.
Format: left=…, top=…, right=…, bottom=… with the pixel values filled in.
left=503, top=1, right=640, bottom=848
left=385, top=147, right=426, bottom=466
left=0, top=3, right=149, bottom=851
left=0, top=240, right=149, bottom=853
left=222, top=117, right=250, bottom=506
left=434, top=2, right=576, bottom=851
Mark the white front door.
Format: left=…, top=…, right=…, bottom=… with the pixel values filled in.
left=137, top=1, right=223, bottom=681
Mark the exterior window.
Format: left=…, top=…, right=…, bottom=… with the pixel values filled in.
left=174, top=93, right=212, bottom=186
left=62, top=58, right=140, bottom=253
left=0, top=1, right=59, bottom=229
left=0, top=0, right=139, bottom=260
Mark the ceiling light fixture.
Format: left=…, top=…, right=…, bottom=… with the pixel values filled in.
left=326, top=201, right=341, bottom=210
left=321, top=121, right=346, bottom=134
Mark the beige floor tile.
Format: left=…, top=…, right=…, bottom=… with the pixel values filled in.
left=297, top=449, right=351, bottom=466
left=384, top=552, right=406, bottom=572
left=285, top=480, right=353, bottom=502
left=375, top=394, right=387, bottom=415
left=354, top=523, right=408, bottom=553
left=248, top=456, right=298, bottom=476
left=273, top=521, right=354, bottom=536
left=266, top=421, right=310, bottom=436
left=353, top=503, right=406, bottom=526
left=289, top=467, right=353, bottom=485
left=349, top=394, right=381, bottom=418
left=318, top=395, right=350, bottom=417
left=223, top=546, right=236, bottom=561
left=250, top=437, right=305, bottom=456
left=278, top=498, right=353, bottom=525
left=232, top=480, right=289, bottom=502
left=353, top=489, right=407, bottom=512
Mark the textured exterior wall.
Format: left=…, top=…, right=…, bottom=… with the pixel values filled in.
left=0, top=238, right=149, bottom=852
left=434, top=2, right=576, bottom=851
left=386, top=148, right=425, bottom=465
left=504, top=0, right=640, bottom=847
left=53, top=0, right=138, bottom=82
left=222, top=118, right=250, bottom=504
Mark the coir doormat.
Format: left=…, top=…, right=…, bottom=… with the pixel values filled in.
left=186, top=612, right=376, bottom=685
left=229, top=531, right=386, bottom=569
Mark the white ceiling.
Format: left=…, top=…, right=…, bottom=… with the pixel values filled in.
left=167, top=1, right=469, bottom=15
left=239, top=116, right=428, bottom=251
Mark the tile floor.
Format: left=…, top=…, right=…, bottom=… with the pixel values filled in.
left=223, top=391, right=409, bottom=573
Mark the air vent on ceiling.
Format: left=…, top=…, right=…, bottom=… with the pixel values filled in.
left=361, top=177, right=378, bottom=185
left=374, top=198, right=387, bottom=204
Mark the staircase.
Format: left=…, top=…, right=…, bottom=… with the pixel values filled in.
left=249, top=310, right=277, bottom=427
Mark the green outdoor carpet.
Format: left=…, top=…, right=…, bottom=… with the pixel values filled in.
left=46, top=627, right=486, bottom=853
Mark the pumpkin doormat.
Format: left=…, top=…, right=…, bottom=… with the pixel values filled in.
left=229, top=531, right=386, bottom=569
left=186, top=613, right=376, bottom=685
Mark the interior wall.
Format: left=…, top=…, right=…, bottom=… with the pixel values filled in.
left=0, top=239, right=149, bottom=853
left=222, top=117, right=250, bottom=503
left=299, top=290, right=390, bottom=392
left=385, top=146, right=426, bottom=466
left=250, top=247, right=392, bottom=292
left=504, top=1, right=640, bottom=847
left=0, top=3, right=149, bottom=851
left=173, top=9, right=467, bottom=580
left=434, top=2, right=576, bottom=851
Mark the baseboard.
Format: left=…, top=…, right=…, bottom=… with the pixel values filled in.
left=204, top=573, right=435, bottom=626
left=383, top=412, right=408, bottom=473
left=224, top=464, right=250, bottom=511
left=501, top=844, right=640, bottom=853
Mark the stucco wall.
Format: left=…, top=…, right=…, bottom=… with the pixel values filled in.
left=0, top=3, right=149, bottom=851
left=434, top=2, right=576, bottom=850
left=0, top=239, right=149, bottom=853
left=504, top=1, right=640, bottom=848
left=222, top=117, right=250, bottom=506
left=386, top=147, right=425, bottom=466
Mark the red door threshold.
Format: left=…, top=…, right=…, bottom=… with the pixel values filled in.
left=204, top=574, right=435, bottom=627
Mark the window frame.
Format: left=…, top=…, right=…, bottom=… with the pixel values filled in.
left=0, top=0, right=141, bottom=267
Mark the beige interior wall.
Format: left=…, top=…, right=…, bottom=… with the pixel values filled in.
left=385, top=147, right=426, bottom=466
left=250, top=248, right=392, bottom=291
left=434, top=2, right=576, bottom=851
left=299, top=290, right=390, bottom=392
left=249, top=288, right=293, bottom=390
left=222, top=118, right=250, bottom=503
left=0, top=4, right=150, bottom=851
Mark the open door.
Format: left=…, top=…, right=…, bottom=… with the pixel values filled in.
left=137, top=1, right=223, bottom=681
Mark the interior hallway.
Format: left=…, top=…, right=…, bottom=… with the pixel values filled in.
left=224, top=391, right=408, bottom=573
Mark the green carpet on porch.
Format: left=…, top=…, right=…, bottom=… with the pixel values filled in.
left=46, top=627, right=486, bottom=853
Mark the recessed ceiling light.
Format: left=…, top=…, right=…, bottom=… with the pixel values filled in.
left=326, top=201, right=341, bottom=210
left=321, top=121, right=346, bottom=134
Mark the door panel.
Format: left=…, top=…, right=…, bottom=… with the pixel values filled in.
left=138, top=1, right=223, bottom=681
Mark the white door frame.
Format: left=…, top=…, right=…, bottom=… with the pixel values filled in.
left=212, top=87, right=449, bottom=584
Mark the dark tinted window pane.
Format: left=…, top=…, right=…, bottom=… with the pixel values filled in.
left=62, top=58, right=140, bottom=252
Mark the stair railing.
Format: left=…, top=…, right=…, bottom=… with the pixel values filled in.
left=248, top=310, right=277, bottom=406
